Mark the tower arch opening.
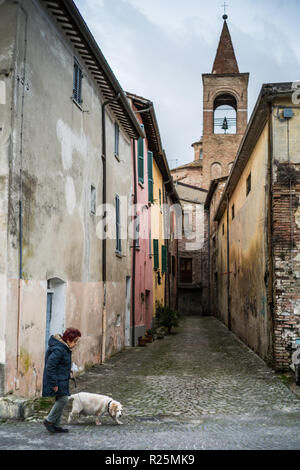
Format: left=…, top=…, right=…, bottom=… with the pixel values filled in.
left=214, top=93, right=237, bottom=135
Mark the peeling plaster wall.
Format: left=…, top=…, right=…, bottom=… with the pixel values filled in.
left=1, top=0, right=132, bottom=397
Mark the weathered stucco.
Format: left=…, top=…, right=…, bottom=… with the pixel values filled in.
left=0, top=0, right=133, bottom=397
left=216, top=124, right=272, bottom=363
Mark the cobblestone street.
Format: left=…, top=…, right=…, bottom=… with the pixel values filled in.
left=1, top=316, right=300, bottom=450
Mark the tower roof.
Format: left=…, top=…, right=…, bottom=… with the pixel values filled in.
left=212, top=18, right=239, bottom=74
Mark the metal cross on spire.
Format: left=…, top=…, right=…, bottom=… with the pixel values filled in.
left=222, top=1, right=229, bottom=19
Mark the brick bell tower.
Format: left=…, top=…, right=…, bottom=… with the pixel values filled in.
left=200, top=14, right=249, bottom=190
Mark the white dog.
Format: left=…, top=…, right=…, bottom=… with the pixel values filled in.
left=68, top=392, right=123, bottom=426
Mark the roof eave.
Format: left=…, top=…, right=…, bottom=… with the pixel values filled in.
left=43, top=0, right=144, bottom=139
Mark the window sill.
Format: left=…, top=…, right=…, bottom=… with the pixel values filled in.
left=114, top=153, right=120, bottom=162
left=138, top=182, right=144, bottom=189
left=115, top=251, right=123, bottom=259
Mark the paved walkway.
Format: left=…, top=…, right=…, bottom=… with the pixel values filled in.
left=1, top=316, right=300, bottom=450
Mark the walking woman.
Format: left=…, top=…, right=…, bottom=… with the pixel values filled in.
left=42, top=327, right=81, bottom=433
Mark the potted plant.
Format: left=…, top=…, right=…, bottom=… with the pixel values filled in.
left=138, top=336, right=147, bottom=347
left=155, top=302, right=180, bottom=335
left=145, top=329, right=154, bottom=343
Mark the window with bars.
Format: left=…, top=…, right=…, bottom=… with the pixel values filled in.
left=73, top=59, right=83, bottom=106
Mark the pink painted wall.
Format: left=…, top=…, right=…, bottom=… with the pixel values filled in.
left=130, top=103, right=153, bottom=336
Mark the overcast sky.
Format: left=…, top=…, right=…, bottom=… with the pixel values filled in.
left=74, top=0, right=300, bottom=168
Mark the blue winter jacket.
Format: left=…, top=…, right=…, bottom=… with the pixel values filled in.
left=42, top=335, right=72, bottom=397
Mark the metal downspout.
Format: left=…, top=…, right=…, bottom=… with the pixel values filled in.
left=16, top=4, right=28, bottom=380
left=101, top=93, right=120, bottom=363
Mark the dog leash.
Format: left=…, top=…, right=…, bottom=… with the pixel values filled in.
left=70, top=371, right=77, bottom=388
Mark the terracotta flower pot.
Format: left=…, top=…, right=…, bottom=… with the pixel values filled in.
left=138, top=337, right=147, bottom=347
left=145, top=335, right=153, bottom=343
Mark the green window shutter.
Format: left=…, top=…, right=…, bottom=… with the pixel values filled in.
left=162, top=245, right=167, bottom=273
left=137, top=124, right=144, bottom=184
left=153, top=239, right=159, bottom=270
left=149, top=230, right=152, bottom=257
left=147, top=151, right=153, bottom=203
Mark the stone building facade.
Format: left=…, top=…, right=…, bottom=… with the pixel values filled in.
left=0, top=0, right=143, bottom=397
left=209, top=83, right=300, bottom=371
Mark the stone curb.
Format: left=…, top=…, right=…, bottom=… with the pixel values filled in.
left=0, top=396, right=36, bottom=420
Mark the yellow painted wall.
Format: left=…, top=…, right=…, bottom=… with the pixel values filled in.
left=151, top=159, right=165, bottom=316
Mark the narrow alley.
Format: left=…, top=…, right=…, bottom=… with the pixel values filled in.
left=1, top=316, right=300, bottom=450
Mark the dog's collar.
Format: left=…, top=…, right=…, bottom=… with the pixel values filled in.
left=107, top=400, right=113, bottom=414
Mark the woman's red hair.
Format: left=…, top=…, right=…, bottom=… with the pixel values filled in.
left=62, top=328, right=81, bottom=343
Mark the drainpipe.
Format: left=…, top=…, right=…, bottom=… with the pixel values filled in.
left=16, top=4, right=28, bottom=381
left=226, top=195, right=231, bottom=331
left=101, top=93, right=120, bottom=363
left=131, top=139, right=137, bottom=347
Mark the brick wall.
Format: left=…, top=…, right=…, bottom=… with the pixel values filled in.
left=272, top=162, right=300, bottom=370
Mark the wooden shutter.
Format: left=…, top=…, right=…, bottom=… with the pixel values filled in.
left=153, top=239, right=159, bottom=270
left=147, top=151, right=153, bottom=203
left=115, top=122, right=119, bottom=156
left=180, top=258, right=193, bottom=283
left=137, top=124, right=144, bottom=184
left=73, top=60, right=82, bottom=104
left=162, top=245, right=167, bottom=273
left=115, top=195, right=121, bottom=253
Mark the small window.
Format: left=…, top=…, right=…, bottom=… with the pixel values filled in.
left=115, top=194, right=122, bottom=254
left=232, top=204, right=235, bottom=220
left=114, top=122, right=119, bottom=157
left=222, top=224, right=225, bottom=235
left=180, top=258, right=193, bottom=284
left=91, top=185, right=96, bottom=214
left=246, top=173, right=251, bottom=196
left=73, top=59, right=83, bottom=105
